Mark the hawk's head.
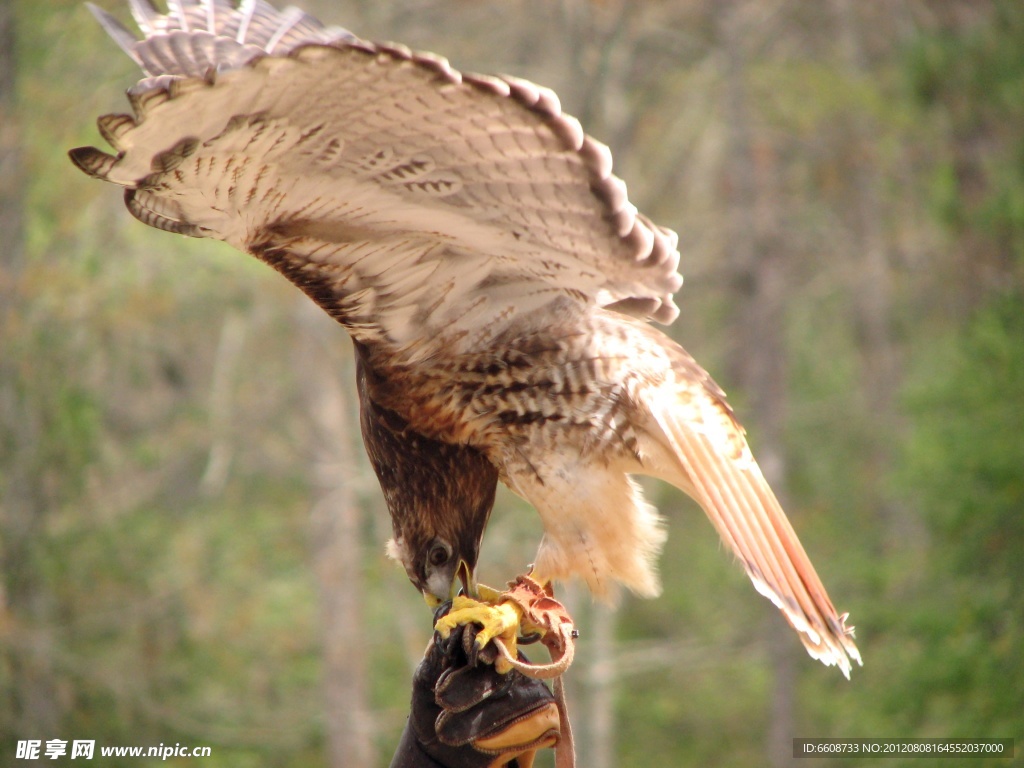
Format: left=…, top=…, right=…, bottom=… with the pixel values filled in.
left=377, top=440, right=497, bottom=604
left=357, top=349, right=498, bottom=604
left=383, top=472, right=495, bottom=605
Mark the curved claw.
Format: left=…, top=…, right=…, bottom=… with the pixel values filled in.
left=434, top=595, right=525, bottom=673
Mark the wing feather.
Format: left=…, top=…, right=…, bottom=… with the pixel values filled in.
left=647, top=370, right=862, bottom=677
left=70, top=0, right=682, bottom=362
left=73, top=0, right=860, bottom=678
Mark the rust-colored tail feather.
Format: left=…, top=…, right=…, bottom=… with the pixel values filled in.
left=651, top=397, right=862, bottom=677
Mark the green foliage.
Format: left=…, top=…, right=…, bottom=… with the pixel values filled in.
left=3, top=1, right=1024, bottom=766
left=893, top=294, right=1024, bottom=740
left=905, top=0, right=1024, bottom=270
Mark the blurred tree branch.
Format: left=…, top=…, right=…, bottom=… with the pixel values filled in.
left=294, top=300, right=374, bottom=768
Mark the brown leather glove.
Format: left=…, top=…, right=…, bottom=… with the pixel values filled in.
left=389, top=609, right=561, bottom=768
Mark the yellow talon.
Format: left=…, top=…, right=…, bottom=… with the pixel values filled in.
left=433, top=571, right=556, bottom=673
left=434, top=594, right=525, bottom=671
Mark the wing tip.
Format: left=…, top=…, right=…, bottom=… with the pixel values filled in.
left=798, top=608, right=863, bottom=679
left=69, top=145, right=118, bottom=180
left=124, top=188, right=208, bottom=237
left=96, top=113, right=138, bottom=151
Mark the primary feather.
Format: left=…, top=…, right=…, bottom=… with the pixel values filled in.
left=71, top=0, right=861, bottom=677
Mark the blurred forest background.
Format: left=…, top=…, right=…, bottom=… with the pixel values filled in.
left=2, top=0, right=1022, bottom=765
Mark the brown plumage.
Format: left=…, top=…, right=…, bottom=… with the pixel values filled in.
left=356, top=342, right=497, bottom=599
left=71, top=0, right=861, bottom=676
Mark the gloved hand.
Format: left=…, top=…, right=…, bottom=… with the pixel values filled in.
left=389, top=609, right=562, bottom=768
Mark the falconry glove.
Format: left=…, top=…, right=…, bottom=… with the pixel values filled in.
left=390, top=617, right=561, bottom=768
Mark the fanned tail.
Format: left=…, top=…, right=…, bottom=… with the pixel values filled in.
left=648, top=375, right=862, bottom=678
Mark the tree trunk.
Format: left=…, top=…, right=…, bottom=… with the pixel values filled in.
left=833, top=0, right=912, bottom=560
left=293, top=300, right=374, bottom=768
left=200, top=310, right=249, bottom=496
left=717, top=3, right=797, bottom=766
left=586, top=602, right=616, bottom=768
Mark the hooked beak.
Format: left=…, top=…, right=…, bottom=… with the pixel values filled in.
left=421, top=558, right=477, bottom=609
left=456, top=558, right=476, bottom=598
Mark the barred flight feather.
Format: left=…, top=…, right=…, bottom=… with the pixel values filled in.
left=71, top=0, right=861, bottom=678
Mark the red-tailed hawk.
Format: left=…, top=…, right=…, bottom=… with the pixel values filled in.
left=71, top=0, right=861, bottom=677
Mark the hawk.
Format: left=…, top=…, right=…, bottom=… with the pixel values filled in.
left=71, top=0, right=862, bottom=677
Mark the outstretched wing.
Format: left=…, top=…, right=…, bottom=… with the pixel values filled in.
left=70, top=0, right=681, bottom=361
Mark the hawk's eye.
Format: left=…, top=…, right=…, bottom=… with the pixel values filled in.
left=427, top=540, right=451, bottom=568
